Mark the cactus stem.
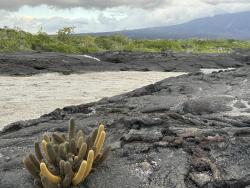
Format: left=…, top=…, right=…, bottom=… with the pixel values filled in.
left=94, top=124, right=104, bottom=147
left=40, top=162, right=61, bottom=184
left=95, top=131, right=106, bottom=158
left=84, top=150, right=95, bottom=178
left=72, top=160, right=87, bottom=185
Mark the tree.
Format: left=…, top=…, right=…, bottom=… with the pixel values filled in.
left=57, top=26, right=75, bottom=42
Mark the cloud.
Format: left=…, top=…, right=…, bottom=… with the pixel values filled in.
left=2, top=0, right=250, bottom=11
left=0, top=11, right=90, bottom=33
left=0, top=0, right=165, bottom=11
left=1, top=0, right=250, bottom=33
left=204, top=0, right=250, bottom=5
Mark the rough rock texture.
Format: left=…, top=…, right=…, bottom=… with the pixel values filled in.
left=0, top=50, right=250, bottom=75
left=94, top=51, right=250, bottom=72
left=0, top=63, right=250, bottom=187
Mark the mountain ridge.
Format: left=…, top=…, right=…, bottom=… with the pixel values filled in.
left=82, top=11, right=250, bottom=40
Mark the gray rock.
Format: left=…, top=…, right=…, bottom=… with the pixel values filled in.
left=0, top=51, right=247, bottom=76
left=123, top=129, right=163, bottom=142
left=183, top=96, right=234, bottom=115
left=233, top=101, right=247, bottom=109
left=0, top=58, right=250, bottom=188
left=141, top=105, right=169, bottom=113
left=190, top=172, right=212, bottom=187
left=111, top=141, right=122, bottom=150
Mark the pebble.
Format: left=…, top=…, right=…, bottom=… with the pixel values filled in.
left=189, top=172, right=212, bottom=187
left=111, top=141, right=122, bottom=150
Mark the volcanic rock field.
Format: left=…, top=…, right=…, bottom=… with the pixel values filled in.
left=0, top=51, right=250, bottom=188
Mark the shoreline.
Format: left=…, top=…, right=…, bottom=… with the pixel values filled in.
left=0, top=71, right=185, bottom=130
left=0, top=51, right=250, bottom=188
left=1, top=66, right=250, bottom=187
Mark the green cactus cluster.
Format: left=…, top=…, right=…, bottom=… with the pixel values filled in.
left=23, top=118, right=111, bottom=188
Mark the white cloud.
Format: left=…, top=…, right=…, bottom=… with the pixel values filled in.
left=1, top=0, right=250, bottom=33
left=1, top=0, right=250, bottom=11
left=0, top=12, right=90, bottom=33
left=0, top=0, right=164, bottom=11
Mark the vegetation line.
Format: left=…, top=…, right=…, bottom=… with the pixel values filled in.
left=1, top=27, right=250, bottom=54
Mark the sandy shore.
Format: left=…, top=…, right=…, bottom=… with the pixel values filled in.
left=0, top=71, right=184, bottom=129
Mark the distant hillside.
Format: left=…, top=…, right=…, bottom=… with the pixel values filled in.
left=84, top=11, right=250, bottom=40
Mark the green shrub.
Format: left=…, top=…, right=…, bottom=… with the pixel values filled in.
left=1, top=27, right=250, bottom=54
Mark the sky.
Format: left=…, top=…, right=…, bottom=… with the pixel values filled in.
left=0, top=0, right=250, bottom=34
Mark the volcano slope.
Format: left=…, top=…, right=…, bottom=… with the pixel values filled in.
left=0, top=66, right=250, bottom=188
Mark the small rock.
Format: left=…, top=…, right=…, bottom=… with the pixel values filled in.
left=130, top=161, right=157, bottom=181
left=5, top=156, right=11, bottom=162
left=141, top=105, right=169, bottom=113
left=140, top=161, right=151, bottom=171
left=233, top=101, right=247, bottom=109
left=244, top=109, right=250, bottom=113
left=190, top=172, right=212, bottom=187
left=183, top=97, right=233, bottom=115
left=173, top=138, right=183, bottom=146
left=206, top=134, right=224, bottom=142
left=131, top=124, right=140, bottom=130
left=123, top=142, right=152, bottom=154
left=121, top=117, right=163, bottom=128
left=123, top=129, right=163, bottom=142
left=111, top=141, right=122, bottom=150
left=162, top=136, right=175, bottom=142
left=154, top=141, right=169, bottom=147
